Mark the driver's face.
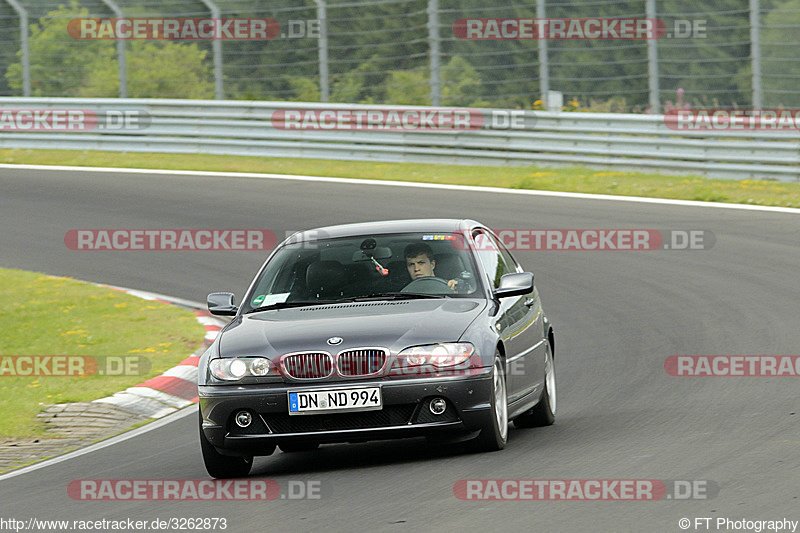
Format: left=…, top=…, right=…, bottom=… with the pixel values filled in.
left=406, top=254, right=435, bottom=279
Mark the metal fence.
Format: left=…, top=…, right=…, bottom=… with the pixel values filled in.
left=1, top=97, right=798, bottom=181
left=0, top=0, right=798, bottom=111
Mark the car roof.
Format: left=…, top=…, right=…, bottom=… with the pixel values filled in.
left=288, top=219, right=484, bottom=242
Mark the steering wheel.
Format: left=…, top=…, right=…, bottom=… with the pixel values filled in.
left=401, top=276, right=452, bottom=294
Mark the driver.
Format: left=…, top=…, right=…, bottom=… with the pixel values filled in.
left=404, top=243, right=458, bottom=292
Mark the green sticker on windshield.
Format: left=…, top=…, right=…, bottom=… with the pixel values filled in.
left=252, top=294, right=266, bottom=306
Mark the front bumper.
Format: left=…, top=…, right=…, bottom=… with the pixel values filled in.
left=199, top=370, right=493, bottom=455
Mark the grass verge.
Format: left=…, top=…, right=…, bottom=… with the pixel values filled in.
left=0, top=267, right=205, bottom=440
left=1, top=149, right=799, bottom=208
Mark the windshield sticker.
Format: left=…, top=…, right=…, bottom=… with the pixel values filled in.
left=260, top=293, right=290, bottom=306
left=422, top=234, right=456, bottom=241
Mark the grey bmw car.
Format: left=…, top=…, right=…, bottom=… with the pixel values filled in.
left=198, top=219, right=556, bottom=478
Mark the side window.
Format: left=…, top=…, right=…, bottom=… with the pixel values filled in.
left=492, top=233, right=522, bottom=273
left=472, top=230, right=514, bottom=289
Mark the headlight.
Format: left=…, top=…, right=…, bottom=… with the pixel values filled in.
left=398, top=343, right=475, bottom=368
left=209, top=357, right=272, bottom=381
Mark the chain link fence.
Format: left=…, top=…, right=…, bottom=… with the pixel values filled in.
left=0, top=0, right=797, bottom=111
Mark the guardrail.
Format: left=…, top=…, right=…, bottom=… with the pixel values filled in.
left=1, top=98, right=798, bottom=182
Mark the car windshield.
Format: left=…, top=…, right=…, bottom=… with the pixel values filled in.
left=242, top=231, right=483, bottom=312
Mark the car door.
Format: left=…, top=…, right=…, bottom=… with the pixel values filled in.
left=494, top=231, right=547, bottom=401
left=472, top=229, right=545, bottom=403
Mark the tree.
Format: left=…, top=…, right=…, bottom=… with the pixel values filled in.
left=5, top=2, right=113, bottom=97
left=285, top=76, right=320, bottom=102
left=330, top=55, right=383, bottom=104
left=5, top=1, right=213, bottom=98
left=385, top=69, right=430, bottom=105
left=0, top=2, right=22, bottom=95
left=752, top=0, right=800, bottom=107
left=78, top=41, right=213, bottom=98
left=441, top=56, right=488, bottom=107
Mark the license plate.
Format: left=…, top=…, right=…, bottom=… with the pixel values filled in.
left=288, top=386, right=382, bottom=415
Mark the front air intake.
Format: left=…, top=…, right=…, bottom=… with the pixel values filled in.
left=282, top=352, right=334, bottom=379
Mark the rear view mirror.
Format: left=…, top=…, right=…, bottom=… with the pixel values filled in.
left=352, top=247, right=392, bottom=261
left=207, top=292, right=238, bottom=316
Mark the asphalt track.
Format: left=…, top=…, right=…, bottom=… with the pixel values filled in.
left=1, top=167, right=798, bottom=533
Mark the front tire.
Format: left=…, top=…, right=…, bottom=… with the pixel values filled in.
left=471, top=352, right=508, bottom=452
left=199, top=412, right=253, bottom=478
left=513, top=342, right=556, bottom=428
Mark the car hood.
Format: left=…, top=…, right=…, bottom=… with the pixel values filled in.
left=218, top=299, right=486, bottom=357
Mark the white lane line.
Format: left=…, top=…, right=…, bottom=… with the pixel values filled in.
left=0, top=405, right=197, bottom=482
left=1, top=163, right=798, bottom=214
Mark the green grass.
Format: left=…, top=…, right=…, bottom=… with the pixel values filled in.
left=2, top=148, right=800, bottom=208
left=0, top=267, right=205, bottom=440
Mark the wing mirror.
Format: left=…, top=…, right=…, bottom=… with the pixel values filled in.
left=207, top=292, right=238, bottom=316
left=493, top=272, right=534, bottom=299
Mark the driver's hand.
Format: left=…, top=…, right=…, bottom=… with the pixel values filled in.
left=447, top=279, right=459, bottom=292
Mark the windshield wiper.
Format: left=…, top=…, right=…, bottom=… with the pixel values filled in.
left=246, top=294, right=444, bottom=312
left=244, top=300, right=337, bottom=313
left=336, top=292, right=446, bottom=302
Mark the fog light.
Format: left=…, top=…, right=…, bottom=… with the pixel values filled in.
left=235, top=411, right=252, bottom=428
left=429, top=398, right=447, bottom=415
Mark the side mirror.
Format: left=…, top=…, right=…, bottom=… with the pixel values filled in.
left=493, top=272, right=534, bottom=299
left=207, top=292, right=238, bottom=316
